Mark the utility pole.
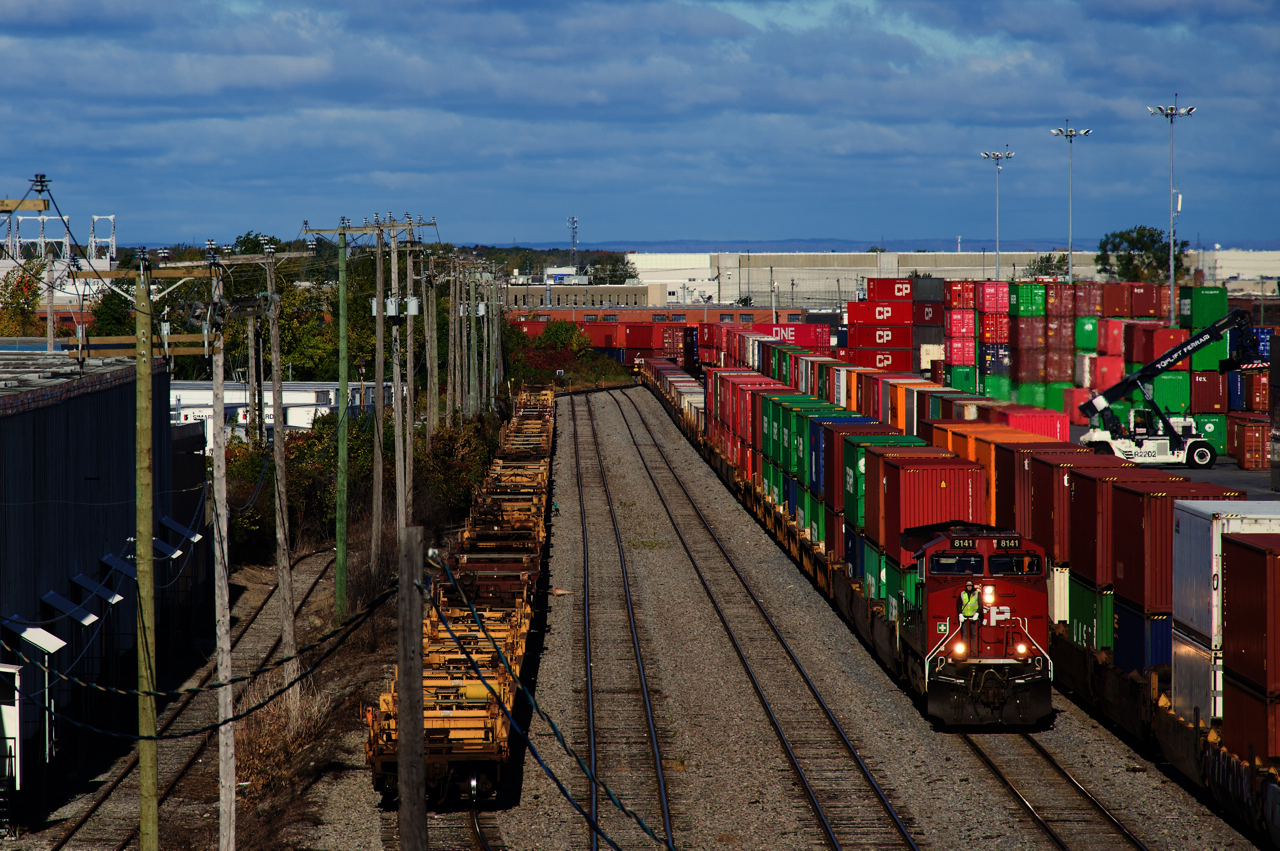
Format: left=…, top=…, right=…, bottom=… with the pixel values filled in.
left=135, top=254, right=158, bottom=851
left=397, top=525, right=426, bottom=850
left=371, top=228, right=385, bottom=580
left=424, top=258, right=438, bottom=442
left=468, top=268, right=477, bottom=417
left=265, top=246, right=299, bottom=727
left=245, top=315, right=258, bottom=445
left=209, top=243, right=235, bottom=851
left=44, top=243, right=55, bottom=352
left=446, top=262, right=457, bottom=418
left=405, top=247, right=415, bottom=523
left=390, top=222, right=407, bottom=540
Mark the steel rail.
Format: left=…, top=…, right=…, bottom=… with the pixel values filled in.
left=472, top=808, right=495, bottom=851
left=612, top=389, right=921, bottom=851
left=570, top=396, right=601, bottom=851
left=1020, top=733, right=1150, bottom=850
left=960, top=733, right=1072, bottom=851
left=577, top=394, right=676, bottom=847
left=51, top=547, right=335, bottom=851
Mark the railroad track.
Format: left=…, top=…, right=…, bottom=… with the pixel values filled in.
left=960, top=732, right=1150, bottom=850
left=378, top=808, right=506, bottom=850
left=51, top=550, right=336, bottom=851
left=569, top=394, right=675, bottom=850
left=611, top=388, right=921, bottom=851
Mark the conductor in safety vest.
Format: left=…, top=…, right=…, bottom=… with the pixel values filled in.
left=957, top=580, right=983, bottom=650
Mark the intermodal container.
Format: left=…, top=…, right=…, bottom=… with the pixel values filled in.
left=1095, top=356, right=1126, bottom=392
left=1112, top=482, right=1247, bottom=613
left=750, top=323, right=831, bottom=348
left=1130, top=284, right=1162, bottom=318
left=1045, top=283, right=1074, bottom=317
left=975, top=281, right=1009, bottom=313
left=911, top=277, right=945, bottom=303
left=854, top=348, right=913, bottom=372
left=839, top=434, right=929, bottom=524
left=1098, top=319, right=1125, bottom=356
left=992, top=442, right=1091, bottom=531
left=855, top=325, right=913, bottom=349
left=945, top=309, right=976, bottom=338
left=943, top=280, right=976, bottom=309
left=1029, top=454, right=1135, bottom=564
left=862, top=446, right=956, bottom=542
left=1190, top=372, right=1228, bottom=413
left=1045, top=315, right=1075, bottom=350
left=1074, top=282, right=1103, bottom=317
left=1114, top=597, right=1172, bottom=673
left=1154, top=327, right=1191, bottom=370
left=1011, top=450, right=1128, bottom=538
left=848, top=301, right=912, bottom=326
left=1222, top=676, right=1280, bottom=761
left=817, top=424, right=902, bottom=508
left=1075, top=317, right=1098, bottom=350
left=1010, top=315, right=1047, bottom=349
left=978, top=313, right=1010, bottom=344
left=1101, top=284, right=1132, bottom=317
left=1066, top=467, right=1184, bottom=588
left=993, top=405, right=1070, bottom=440
left=1009, top=283, right=1047, bottom=316
left=866, top=278, right=914, bottom=301
left=1068, top=572, right=1113, bottom=650
left=1173, top=503, right=1280, bottom=652
left=1222, top=533, right=1280, bottom=697
left=872, top=456, right=986, bottom=566
left=913, top=302, right=944, bottom=326
left=806, top=416, right=880, bottom=495
left=1179, top=286, right=1228, bottom=330
left=1045, top=350, right=1075, bottom=383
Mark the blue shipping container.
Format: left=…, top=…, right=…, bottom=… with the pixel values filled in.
left=809, top=415, right=879, bottom=495
left=1227, top=370, right=1245, bottom=411
left=1257, top=327, right=1273, bottom=359
left=980, top=344, right=1012, bottom=376
left=1113, top=597, right=1172, bottom=674
left=836, top=326, right=849, bottom=347
left=784, top=476, right=798, bottom=517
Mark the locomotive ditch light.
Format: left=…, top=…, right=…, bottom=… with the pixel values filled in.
left=1016, top=643, right=1028, bottom=655
left=952, top=641, right=966, bottom=658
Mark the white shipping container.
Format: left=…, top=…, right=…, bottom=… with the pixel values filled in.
left=1075, top=352, right=1096, bottom=389
left=1172, top=628, right=1220, bottom=722
left=1048, top=565, right=1070, bottom=624
left=1172, top=501, right=1280, bottom=650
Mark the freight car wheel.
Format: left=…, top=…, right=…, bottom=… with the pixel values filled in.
left=1186, top=442, right=1216, bottom=469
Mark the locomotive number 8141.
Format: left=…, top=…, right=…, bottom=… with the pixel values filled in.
left=899, top=523, right=1053, bottom=725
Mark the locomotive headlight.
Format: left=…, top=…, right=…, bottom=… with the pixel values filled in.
left=982, top=585, right=995, bottom=604
left=1016, top=643, right=1028, bottom=655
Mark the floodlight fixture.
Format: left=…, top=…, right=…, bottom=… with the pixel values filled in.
left=2, top=618, right=66, bottom=654
left=1051, top=118, right=1092, bottom=283
left=101, top=553, right=137, bottom=580
left=1149, top=93, right=1197, bottom=325
left=40, top=591, right=98, bottom=626
left=980, top=145, right=1014, bottom=280
left=161, top=515, right=203, bottom=543
left=73, top=573, right=124, bottom=605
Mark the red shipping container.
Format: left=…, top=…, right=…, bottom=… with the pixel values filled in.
left=945, top=309, right=976, bottom=338
left=1125, top=323, right=1153, bottom=363
left=1112, top=482, right=1246, bottom=612
left=1238, top=422, right=1270, bottom=470
left=1011, top=348, right=1047, bottom=383
left=944, top=280, right=976, bottom=309
left=1029, top=454, right=1137, bottom=564
left=848, top=300, right=913, bottom=326
left=1226, top=412, right=1268, bottom=457
left=822, top=424, right=902, bottom=512
left=866, top=278, right=914, bottom=301
left=1010, top=449, right=1112, bottom=537
left=1222, top=677, right=1280, bottom=761
left=751, top=323, right=830, bottom=347
left=1223, top=534, right=1280, bottom=699
left=854, top=348, right=913, bottom=372
left=623, top=322, right=661, bottom=349
left=1067, top=468, right=1184, bottom=588
left=1074, top=283, right=1103, bottom=317
left=583, top=322, right=622, bottom=347
left=1045, top=316, right=1075, bottom=350
left=1045, top=349, right=1074, bottom=383
left=930, top=361, right=946, bottom=384
left=1130, top=284, right=1161, bottom=318
left=874, top=457, right=986, bottom=565
left=1064, top=387, right=1094, bottom=426
left=944, top=337, right=976, bottom=366
left=913, top=301, right=944, bottom=325
left=1045, top=283, right=1074, bottom=317
left=1098, top=319, right=1125, bottom=356
left=975, top=281, right=1009, bottom=313
left=991, top=442, right=1090, bottom=530
left=1154, top=328, right=1190, bottom=371
left=1246, top=372, right=1270, bottom=412
left=1190, top=372, right=1228, bottom=413
left=1094, top=356, right=1125, bottom=391
left=1011, top=316, right=1047, bottom=349
left=979, top=313, right=1010, bottom=344
left=995, top=405, right=1070, bottom=440
left=514, top=320, right=548, bottom=338
left=864, top=446, right=957, bottom=540
left=855, top=325, right=913, bottom=349
left=1101, top=284, right=1133, bottom=317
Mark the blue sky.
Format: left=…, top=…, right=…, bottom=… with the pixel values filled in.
left=2, top=0, right=1277, bottom=249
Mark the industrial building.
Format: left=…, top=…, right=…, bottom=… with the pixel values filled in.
left=0, top=352, right=208, bottom=813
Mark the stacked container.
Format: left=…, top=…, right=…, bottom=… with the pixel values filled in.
left=847, top=278, right=914, bottom=371
left=1009, top=282, right=1048, bottom=407
left=1220, top=534, right=1280, bottom=761
left=941, top=281, right=977, bottom=392
left=912, top=277, right=945, bottom=372
left=974, top=282, right=1011, bottom=401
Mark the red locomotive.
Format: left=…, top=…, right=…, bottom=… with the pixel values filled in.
left=896, top=523, right=1052, bottom=725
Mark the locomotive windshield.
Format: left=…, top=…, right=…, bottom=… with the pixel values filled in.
left=929, top=554, right=984, bottom=575
left=989, top=553, right=1044, bottom=576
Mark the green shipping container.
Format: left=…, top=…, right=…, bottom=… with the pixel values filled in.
left=1189, top=336, right=1229, bottom=372
left=1075, top=316, right=1098, bottom=351
left=1152, top=371, right=1191, bottom=414
left=782, top=400, right=838, bottom=474
left=1045, top=381, right=1073, bottom=412
left=764, top=460, right=780, bottom=504
left=884, top=556, right=922, bottom=610
left=1179, top=286, right=1229, bottom=330
left=984, top=374, right=1013, bottom=401
left=1193, top=413, right=1227, bottom=454
left=1067, top=574, right=1113, bottom=650
left=1014, top=382, right=1048, bottom=408
left=1009, top=283, right=1047, bottom=316
left=842, top=434, right=928, bottom=530
left=863, top=538, right=885, bottom=600
left=927, top=390, right=971, bottom=419
left=946, top=365, right=979, bottom=394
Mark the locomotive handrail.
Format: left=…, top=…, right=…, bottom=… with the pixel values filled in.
left=1012, top=615, right=1053, bottom=679
left=925, top=617, right=957, bottom=671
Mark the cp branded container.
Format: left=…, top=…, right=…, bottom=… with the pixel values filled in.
left=1112, top=482, right=1246, bottom=613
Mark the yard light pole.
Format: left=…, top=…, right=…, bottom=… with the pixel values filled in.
left=1050, top=121, right=1090, bottom=285
left=980, top=146, right=1014, bottom=281
left=1149, top=96, right=1195, bottom=327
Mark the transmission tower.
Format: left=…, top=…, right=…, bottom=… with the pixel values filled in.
left=567, top=216, right=578, bottom=272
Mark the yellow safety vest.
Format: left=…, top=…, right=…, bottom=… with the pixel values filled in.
left=960, top=590, right=981, bottom=618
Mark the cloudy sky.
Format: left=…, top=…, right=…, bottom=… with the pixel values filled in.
left=1, top=0, right=1276, bottom=249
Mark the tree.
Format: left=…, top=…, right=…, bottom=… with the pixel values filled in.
left=0, top=262, right=44, bottom=336
left=89, top=286, right=134, bottom=336
left=1024, top=252, right=1069, bottom=278
left=1095, top=226, right=1189, bottom=283
left=589, top=253, right=638, bottom=286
